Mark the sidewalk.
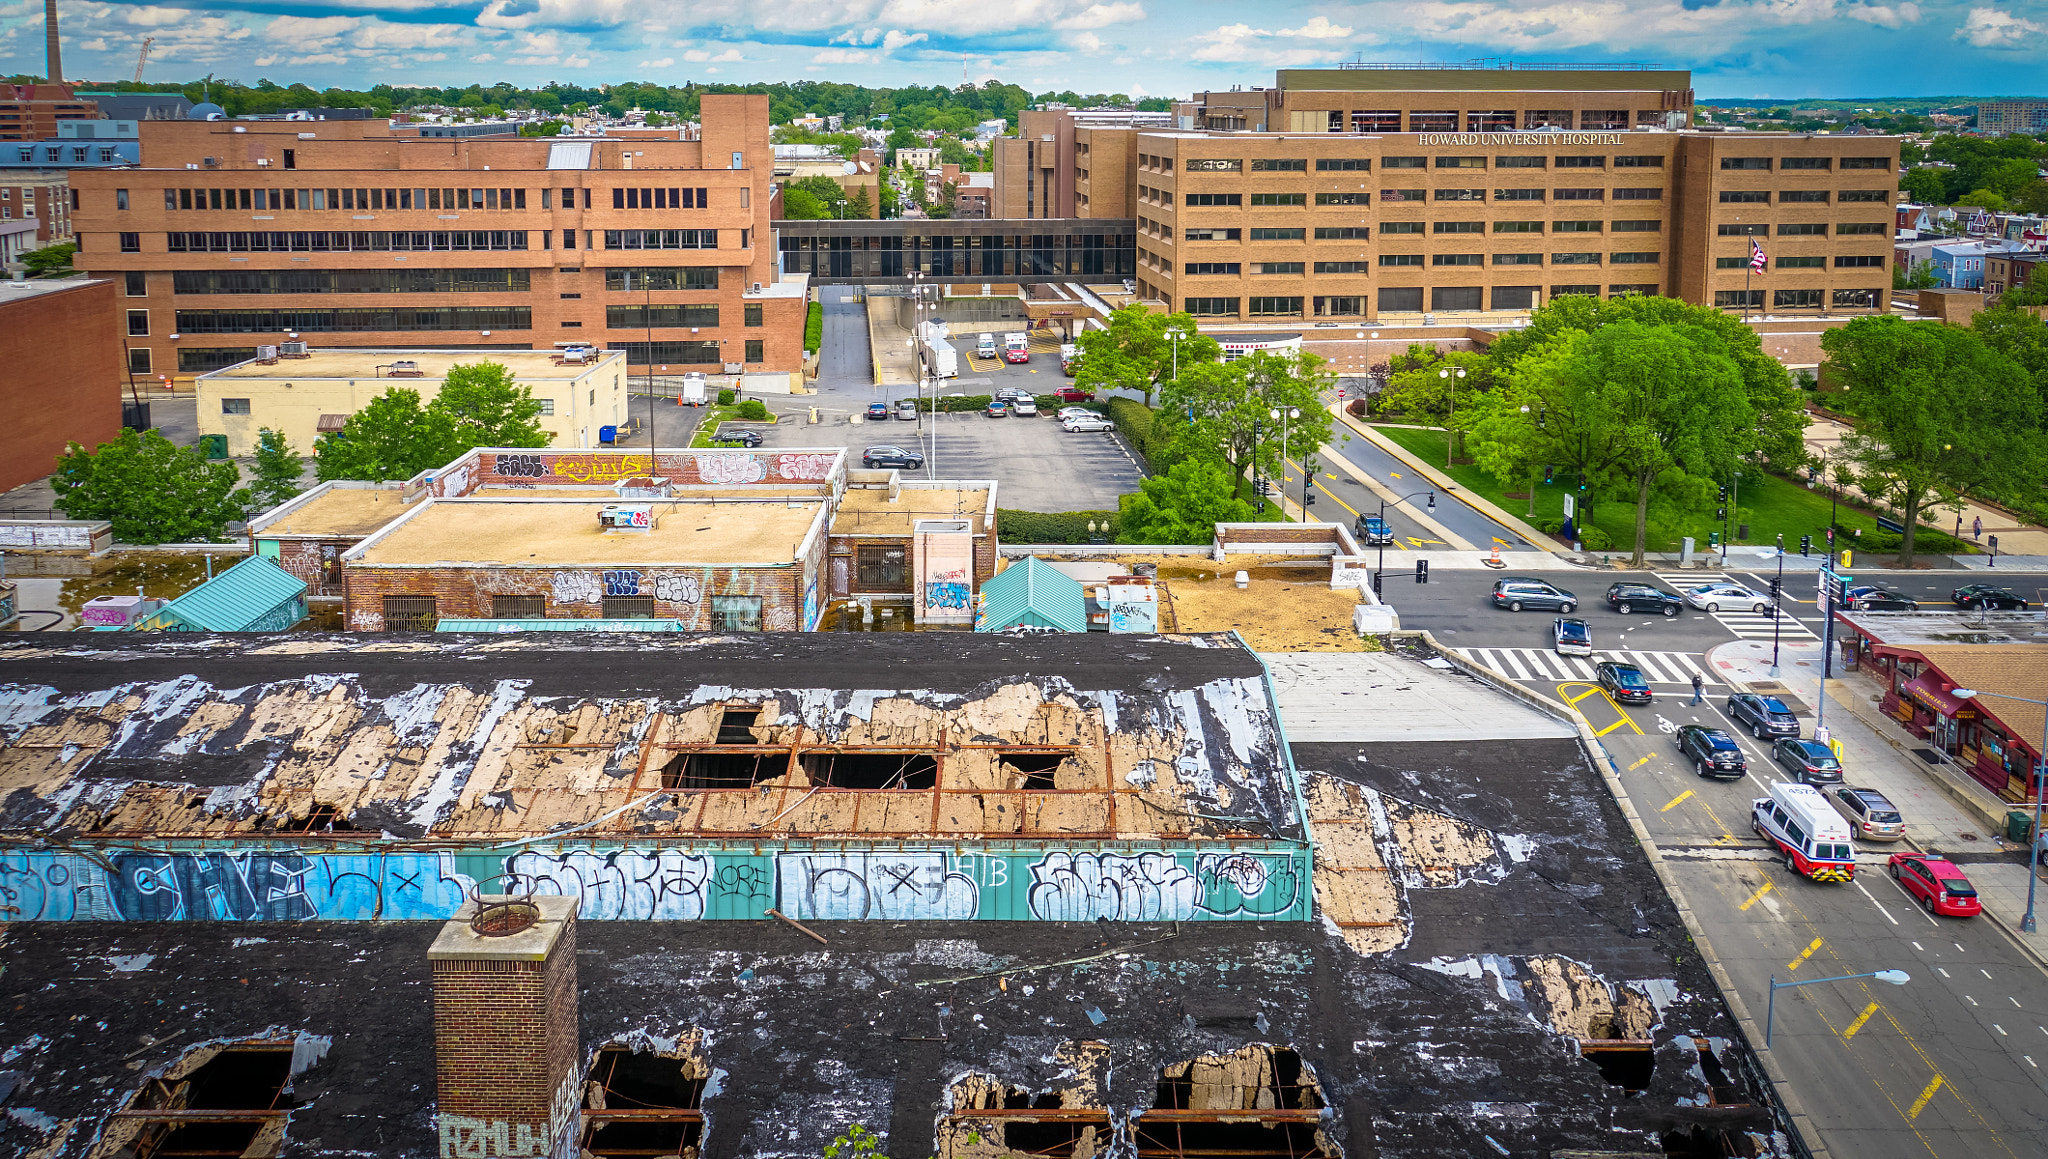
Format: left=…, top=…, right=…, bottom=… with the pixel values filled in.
left=1707, top=638, right=2048, bottom=965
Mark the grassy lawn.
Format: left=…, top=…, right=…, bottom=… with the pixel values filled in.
left=1373, top=424, right=1975, bottom=557
left=687, top=406, right=750, bottom=448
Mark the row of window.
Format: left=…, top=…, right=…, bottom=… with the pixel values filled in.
left=1174, top=252, right=1668, bottom=274
left=167, top=268, right=533, bottom=295
left=142, top=229, right=729, bottom=254
left=172, top=307, right=533, bottom=334
left=1718, top=191, right=1892, bottom=205
left=1715, top=289, right=1883, bottom=307
left=146, top=186, right=727, bottom=213
left=1182, top=286, right=1671, bottom=316
left=1183, top=227, right=1375, bottom=240
left=1723, top=157, right=1890, bottom=170
left=16, top=144, right=123, bottom=163
left=1321, top=110, right=1650, bottom=132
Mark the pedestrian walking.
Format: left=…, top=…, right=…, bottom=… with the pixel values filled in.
left=1973, top=516, right=1983, bottom=541
left=1689, top=673, right=1704, bottom=706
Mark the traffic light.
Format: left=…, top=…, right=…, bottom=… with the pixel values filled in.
left=1716, top=507, right=1727, bottom=521
left=1543, top=465, right=1554, bottom=484
left=1800, top=535, right=1812, bottom=556
left=1371, top=573, right=1384, bottom=596
left=1717, top=483, right=1729, bottom=503
left=1415, top=559, right=1430, bottom=584
left=1303, top=492, right=1316, bottom=508
left=1769, top=577, right=1782, bottom=599
left=1825, top=527, right=1836, bottom=545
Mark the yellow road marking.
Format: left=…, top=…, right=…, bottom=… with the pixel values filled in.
left=1390, top=471, right=1403, bottom=479
left=1660, top=790, right=1694, bottom=812
left=1556, top=683, right=1643, bottom=736
left=1787, top=938, right=1823, bottom=971
left=1738, top=880, right=1774, bottom=911
left=1908, top=1073, right=1944, bottom=1119
left=1628, top=755, right=1651, bottom=770
left=1844, top=1002, right=1880, bottom=1039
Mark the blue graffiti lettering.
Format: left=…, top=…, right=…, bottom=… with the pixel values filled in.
left=924, top=581, right=970, bottom=611
left=602, top=570, right=643, bottom=597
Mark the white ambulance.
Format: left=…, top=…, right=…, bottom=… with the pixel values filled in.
left=1752, top=781, right=1858, bottom=883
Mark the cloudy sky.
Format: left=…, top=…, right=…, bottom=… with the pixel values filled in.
left=2, top=0, right=2044, bottom=99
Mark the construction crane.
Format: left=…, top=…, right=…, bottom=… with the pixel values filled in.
left=133, top=37, right=154, bottom=84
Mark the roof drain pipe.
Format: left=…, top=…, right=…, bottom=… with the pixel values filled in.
left=1233, top=630, right=1317, bottom=915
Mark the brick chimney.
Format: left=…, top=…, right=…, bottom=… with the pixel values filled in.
left=43, top=0, right=61, bottom=85
left=429, top=894, right=581, bottom=1159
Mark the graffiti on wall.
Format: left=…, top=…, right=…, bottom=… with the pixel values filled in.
left=697, top=454, right=767, bottom=486
left=0, top=847, right=1307, bottom=922
left=654, top=574, right=702, bottom=604
left=775, top=453, right=836, bottom=481
left=551, top=571, right=603, bottom=605
left=925, top=581, right=970, bottom=611
left=495, top=454, right=553, bottom=480
left=777, top=851, right=980, bottom=921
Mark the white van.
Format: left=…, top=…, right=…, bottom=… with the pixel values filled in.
left=1752, top=781, right=1858, bottom=882
left=974, top=333, right=998, bottom=360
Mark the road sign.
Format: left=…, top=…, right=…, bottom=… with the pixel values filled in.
left=1563, top=494, right=1576, bottom=519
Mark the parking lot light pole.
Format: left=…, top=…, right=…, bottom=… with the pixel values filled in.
left=1950, top=688, right=2048, bottom=933
left=1270, top=405, right=1301, bottom=518
left=1439, top=366, right=1466, bottom=467
left=1374, top=490, right=1437, bottom=595
left=1766, top=969, right=1909, bottom=1049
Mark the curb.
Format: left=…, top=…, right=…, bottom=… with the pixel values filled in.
left=1407, top=630, right=1832, bottom=1159
left=1336, top=414, right=1560, bottom=550
left=1838, top=691, right=2011, bottom=838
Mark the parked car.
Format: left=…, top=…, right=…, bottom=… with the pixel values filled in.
left=1012, top=397, right=1038, bottom=416
left=895, top=397, right=920, bottom=420
left=862, top=445, right=926, bottom=470
left=994, top=388, right=1030, bottom=403
left=1553, top=618, right=1592, bottom=656
left=1053, top=387, right=1095, bottom=403
left=985, top=400, right=1008, bottom=418
left=1490, top=577, right=1578, bottom=613
left=1596, top=660, right=1653, bottom=704
left=1354, top=515, right=1394, bottom=547
left=1057, top=406, right=1098, bottom=421
left=1771, top=738, right=1843, bottom=784
left=1952, top=584, right=2030, bottom=610
left=1827, top=786, right=1906, bottom=840
left=1726, top=692, right=1801, bottom=739
left=975, top=334, right=999, bottom=360
left=1605, top=583, right=1685, bottom=617
left=866, top=402, right=892, bottom=421
left=1677, top=724, right=1746, bottom=779
left=1888, top=852, right=1981, bottom=917
left=1062, top=415, right=1115, bottom=433
left=1684, top=582, right=1770, bottom=613
left=709, top=429, right=763, bottom=448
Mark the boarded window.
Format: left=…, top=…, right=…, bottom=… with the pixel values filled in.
left=493, top=594, right=545, bottom=618
left=602, top=596, right=656, bottom=619
left=382, top=596, right=437, bottom=631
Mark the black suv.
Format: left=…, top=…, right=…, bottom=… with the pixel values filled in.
left=1606, top=583, right=1684, bottom=617
left=862, top=445, right=926, bottom=470
left=709, top=429, right=763, bottom=448
left=1490, top=577, right=1578, bottom=613
left=1678, top=725, right=1747, bottom=779
left=1354, top=514, right=1394, bottom=547
left=1726, top=692, right=1800, bottom=739
left=1595, top=660, right=1653, bottom=704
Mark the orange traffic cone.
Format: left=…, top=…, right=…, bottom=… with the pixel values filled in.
left=1489, top=545, right=1501, bottom=566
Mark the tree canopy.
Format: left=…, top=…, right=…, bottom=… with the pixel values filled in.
left=52, top=429, right=249, bottom=545
left=1074, top=307, right=1221, bottom=407
left=1117, top=458, right=1253, bottom=544
left=314, top=363, right=551, bottom=482
left=1158, top=349, right=1334, bottom=487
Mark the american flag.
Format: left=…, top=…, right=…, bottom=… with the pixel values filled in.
left=1749, top=237, right=1768, bottom=272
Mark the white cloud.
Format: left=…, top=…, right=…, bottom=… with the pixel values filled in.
left=681, top=48, right=746, bottom=62
left=638, top=57, right=675, bottom=68
left=79, top=37, right=109, bottom=51
left=470, top=52, right=496, bottom=62
left=1955, top=6, right=2045, bottom=46
left=1277, top=15, right=1353, bottom=38
left=1846, top=2, right=1920, bottom=27
left=882, top=29, right=927, bottom=52
left=810, top=47, right=878, bottom=65
left=1051, top=2, right=1146, bottom=29
left=253, top=54, right=281, bottom=67
left=1068, top=31, right=1104, bottom=52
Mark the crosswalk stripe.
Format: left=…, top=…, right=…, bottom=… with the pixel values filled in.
left=1457, top=648, right=1718, bottom=685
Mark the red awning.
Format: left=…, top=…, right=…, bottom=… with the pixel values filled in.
left=1903, top=675, right=1976, bottom=718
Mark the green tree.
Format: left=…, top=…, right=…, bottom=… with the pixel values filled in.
left=846, top=184, right=874, bottom=219
left=1371, top=344, right=1493, bottom=457
left=878, top=181, right=901, bottom=218
left=1955, top=188, right=2006, bottom=212
left=1892, top=258, right=1940, bottom=290
left=314, top=388, right=460, bottom=482
left=248, top=428, right=306, bottom=513
left=52, top=429, right=251, bottom=545
left=1971, top=303, right=2048, bottom=423
left=782, top=187, right=830, bottom=219
left=1075, top=306, right=1221, bottom=407
left=1160, top=349, right=1334, bottom=489
left=1900, top=167, right=1946, bottom=204
left=790, top=175, right=851, bottom=215
left=924, top=180, right=958, bottom=219
left=1117, top=457, right=1254, bottom=543
left=1523, top=322, right=1755, bottom=565
left=434, top=360, right=551, bottom=448
left=19, top=242, right=75, bottom=275
left=1821, top=315, right=2043, bottom=565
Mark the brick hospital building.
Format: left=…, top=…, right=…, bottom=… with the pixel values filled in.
left=65, top=95, right=806, bottom=379
left=1000, top=65, right=1901, bottom=321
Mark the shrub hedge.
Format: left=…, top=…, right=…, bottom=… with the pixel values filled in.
left=997, top=509, right=1121, bottom=544
left=1105, top=397, right=1181, bottom=472
left=804, top=301, right=824, bottom=353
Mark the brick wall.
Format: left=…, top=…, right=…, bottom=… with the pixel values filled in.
left=344, top=562, right=803, bottom=630
left=270, top=537, right=352, bottom=597
left=432, top=447, right=843, bottom=495
left=431, top=917, right=580, bottom=1158
left=0, top=279, right=122, bottom=493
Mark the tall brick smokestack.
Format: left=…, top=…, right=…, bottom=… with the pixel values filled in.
left=430, top=894, right=582, bottom=1159
left=44, top=0, right=62, bottom=83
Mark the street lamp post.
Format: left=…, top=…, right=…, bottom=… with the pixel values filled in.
left=1950, top=687, right=2048, bottom=933
left=1440, top=366, right=1467, bottom=468
left=1765, top=969, right=1909, bottom=1049
left=1270, top=405, right=1301, bottom=517
left=1374, top=490, right=1437, bottom=595
left=1518, top=403, right=1548, bottom=517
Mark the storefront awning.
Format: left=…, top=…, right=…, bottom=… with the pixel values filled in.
left=1903, top=675, right=1977, bottom=719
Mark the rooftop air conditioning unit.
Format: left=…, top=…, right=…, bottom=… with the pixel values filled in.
left=256, top=344, right=279, bottom=361
left=280, top=341, right=310, bottom=357
left=597, top=503, right=653, bottom=531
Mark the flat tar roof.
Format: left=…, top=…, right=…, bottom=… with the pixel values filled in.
left=203, top=348, right=622, bottom=381
left=260, top=486, right=412, bottom=538
left=352, top=499, right=823, bottom=567
left=831, top=487, right=992, bottom=537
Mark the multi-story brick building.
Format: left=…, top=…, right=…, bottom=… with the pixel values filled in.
left=0, top=83, right=96, bottom=143
left=0, top=171, right=75, bottom=245
left=1976, top=100, right=2048, bottom=137
left=66, top=95, right=809, bottom=378
left=995, top=66, right=1898, bottom=322
left=0, top=276, right=123, bottom=492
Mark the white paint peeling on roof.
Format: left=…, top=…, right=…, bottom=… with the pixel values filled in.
left=405, top=679, right=529, bottom=829
left=0, top=684, right=63, bottom=734
left=104, top=954, right=155, bottom=972
left=1416, top=955, right=1526, bottom=1004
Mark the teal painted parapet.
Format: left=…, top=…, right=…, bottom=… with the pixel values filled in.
left=0, top=842, right=1311, bottom=923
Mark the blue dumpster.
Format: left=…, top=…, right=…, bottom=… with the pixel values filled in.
left=599, top=425, right=617, bottom=444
